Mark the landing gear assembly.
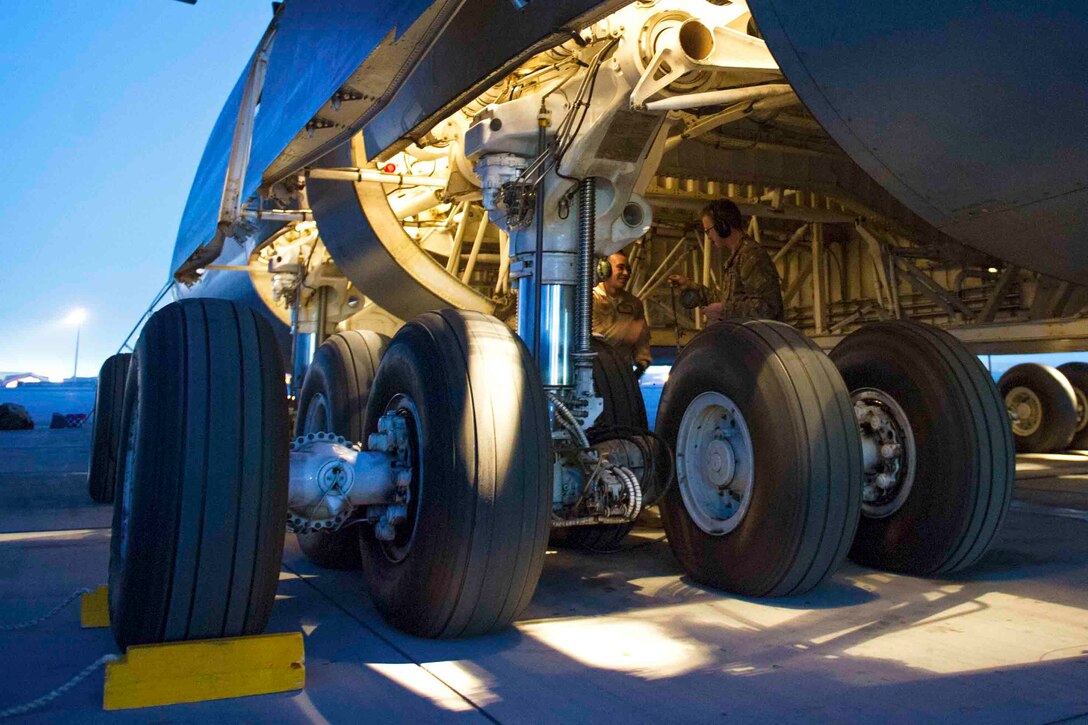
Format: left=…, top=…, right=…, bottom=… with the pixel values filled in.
left=109, top=0, right=1015, bottom=650
left=551, top=337, right=663, bottom=553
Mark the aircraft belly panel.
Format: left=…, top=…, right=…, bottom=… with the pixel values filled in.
left=171, top=0, right=434, bottom=278
left=171, top=69, right=248, bottom=275
left=748, top=0, right=1088, bottom=282
left=362, top=0, right=626, bottom=158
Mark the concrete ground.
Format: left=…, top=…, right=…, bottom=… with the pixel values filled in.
left=1, top=429, right=1086, bottom=723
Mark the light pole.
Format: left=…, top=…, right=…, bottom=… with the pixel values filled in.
left=65, top=308, right=87, bottom=380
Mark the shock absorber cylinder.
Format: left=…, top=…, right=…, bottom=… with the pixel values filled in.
left=289, top=293, right=316, bottom=398
left=511, top=172, right=578, bottom=391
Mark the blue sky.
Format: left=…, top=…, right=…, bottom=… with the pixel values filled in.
left=0, top=1, right=270, bottom=379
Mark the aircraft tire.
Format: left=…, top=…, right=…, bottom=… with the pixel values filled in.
left=358, top=310, right=551, bottom=638
left=1056, top=362, right=1088, bottom=450
left=87, top=352, right=131, bottom=503
left=294, top=330, right=388, bottom=570
left=998, top=363, right=1077, bottom=453
left=832, top=321, right=1014, bottom=575
left=554, top=338, right=648, bottom=553
left=109, top=299, right=289, bottom=650
left=656, top=320, right=862, bottom=597
left=590, top=336, right=649, bottom=430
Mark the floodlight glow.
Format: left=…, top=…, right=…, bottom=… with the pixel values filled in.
left=65, top=308, right=88, bottom=325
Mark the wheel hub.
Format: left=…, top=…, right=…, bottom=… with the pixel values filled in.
left=369, top=395, right=422, bottom=562
left=704, top=438, right=736, bottom=488
left=852, top=388, right=915, bottom=518
left=676, top=391, right=754, bottom=536
left=317, top=459, right=354, bottom=497
left=1005, top=386, right=1042, bottom=437
left=287, top=433, right=363, bottom=531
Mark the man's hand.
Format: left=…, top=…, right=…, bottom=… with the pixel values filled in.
left=701, top=302, right=725, bottom=323
left=667, top=274, right=689, bottom=288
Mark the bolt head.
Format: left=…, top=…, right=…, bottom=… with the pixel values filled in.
left=881, top=443, right=902, bottom=459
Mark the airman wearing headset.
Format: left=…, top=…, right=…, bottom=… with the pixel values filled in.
left=668, top=198, right=784, bottom=322
left=592, top=249, right=652, bottom=376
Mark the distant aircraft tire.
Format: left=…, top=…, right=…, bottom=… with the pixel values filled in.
left=997, top=363, right=1078, bottom=453
left=294, top=330, right=389, bottom=570
left=555, top=338, right=647, bottom=552
left=656, top=320, right=861, bottom=597
left=590, top=336, right=649, bottom=429
left=832, top=321, right=1014, bottom=575
left=109, top=299, right=289, bottom=651
left=358, top=310, right=551, bottom=638
left=87, top=352, right=131, bottom=503
left=1056, top=362, right=1088, bottom=450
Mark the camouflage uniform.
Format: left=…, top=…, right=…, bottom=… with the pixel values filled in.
left=695, top=234, right=784, bottom=321
left=592, top=283, right=652, bottom=370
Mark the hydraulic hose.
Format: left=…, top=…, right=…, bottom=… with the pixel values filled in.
left=545, top=391, right=590, bottom=448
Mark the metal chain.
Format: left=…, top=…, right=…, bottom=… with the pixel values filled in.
left=0, top=653, right=119, bottom=719
left=0, top=588, right=92, bottom=632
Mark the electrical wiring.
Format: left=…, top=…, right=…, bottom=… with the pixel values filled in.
left=514, top=36, right=620, bottom=189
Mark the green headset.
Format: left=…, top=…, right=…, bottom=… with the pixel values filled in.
left=596, top=256, right=613, bottom=281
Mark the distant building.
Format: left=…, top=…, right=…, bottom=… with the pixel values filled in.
left=2, top=373, right=50, bottom=389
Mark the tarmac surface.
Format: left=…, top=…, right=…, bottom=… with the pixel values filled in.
left=1, top=428, right=1086, bottom=723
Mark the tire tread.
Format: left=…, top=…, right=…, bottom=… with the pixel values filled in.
left=109, top=299, right=287, bottom=649
left=832, top=321, right=1013, bottom=575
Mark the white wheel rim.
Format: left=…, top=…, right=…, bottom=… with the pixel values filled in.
left=675, top=391, right=755, bottom=536
left=1005, top=386, right=1042, bottom=437
left=852, top=388, right=916, bottom=518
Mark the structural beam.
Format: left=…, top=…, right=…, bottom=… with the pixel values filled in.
left=646, top=192, right=854, bottom=224
left=809, top=317, right=1088, bottom=355
left=782, top=260, right=814, bottom=306
left=979, top=265, right=1018, bottom=323
left=773, top=223, right=809, bottom=263
left=811, top=223, right=828, bottom=333
left=892, top=258, right=975, bottom=320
